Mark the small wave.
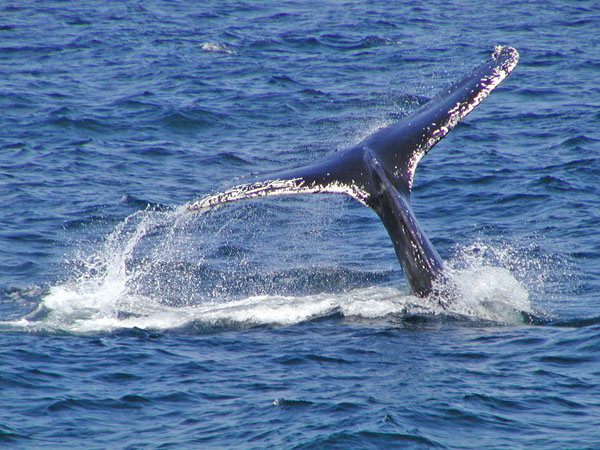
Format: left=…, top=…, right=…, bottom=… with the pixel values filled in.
left=514, top=87, right=562, bottom=98
left=248, top=38, right=282, bottom=49
left=283, top=36, right=321, bottom=47
left=298, top=430, right=438, bottom=448
left=353, top=35, right=399, bottom=50
left=200, top=42, right=234, bottom=54
left=0, top=426, right=27, bottom=443
left=49, top=115, right=106, bottom=132
left=162, top=111, right=212, bottom=129
left=269, top=74, right=299, bottom=86
left=258, top=12, right=295, bottom=21
left=540, top=157, right=598, bottom=172
left=199, top=151, right=250, bottom=167
left=300, top=88, right=327, bottom=96
left=496, top=192, right=549, bottom=205
left=558, top=135, right=598, bottom=149
left=318, top=34, right=399, bottom=51
left=272, top=398, right=313, bottom=407
left=547, top=316, right=600, bottom=328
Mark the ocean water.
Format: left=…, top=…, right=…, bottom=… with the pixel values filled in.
left=1, top=0, right=600, bottom=448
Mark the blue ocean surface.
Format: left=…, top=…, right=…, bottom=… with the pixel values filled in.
left=1, top=0, right=600, bottom=448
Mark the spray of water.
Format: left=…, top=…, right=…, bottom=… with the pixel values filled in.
left=5, top=204, right=553, bottom=334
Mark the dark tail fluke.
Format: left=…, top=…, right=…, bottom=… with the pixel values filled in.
left=188, top=46, right=519, bottom=300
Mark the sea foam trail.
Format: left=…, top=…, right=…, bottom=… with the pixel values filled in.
left=9, top=206, right=537, bottom=334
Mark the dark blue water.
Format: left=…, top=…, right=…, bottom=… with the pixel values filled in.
left=2, top=1, right=600, bottom=448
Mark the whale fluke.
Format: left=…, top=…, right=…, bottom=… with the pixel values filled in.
left=188, top=46, right=519, bottom=301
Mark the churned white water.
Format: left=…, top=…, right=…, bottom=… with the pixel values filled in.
left=9, top=206, right=541, bottom=334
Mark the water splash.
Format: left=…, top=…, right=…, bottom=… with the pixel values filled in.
left=442, top=239, right=561, bottom=322
left=4, top=205, right=555, bottom=334
left=200, top=42, right=234, bottom=54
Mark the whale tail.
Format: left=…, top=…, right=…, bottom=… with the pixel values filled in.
left=188, top=46, right=519, bottom=300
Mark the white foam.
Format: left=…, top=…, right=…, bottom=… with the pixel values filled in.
left=3, top=206, right=542, bottom=334
left=442, top=239, right=537, bottom=322
left=16, top=285, right=429, bottom=334
left=200, top=42, right=234, bottom=54
left=449, top=266, right=531, bottom=323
